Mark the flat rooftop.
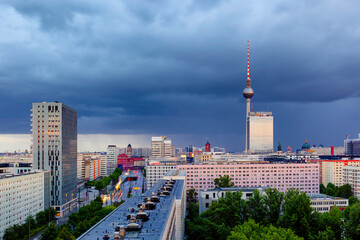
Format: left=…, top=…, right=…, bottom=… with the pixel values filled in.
left=77, top=178, right=184, bottom=240
left=308, top=194, right=348, bottom=201
left=0, top=170, right=43, bottom=180
left=202, top=187, right=269, bottom=192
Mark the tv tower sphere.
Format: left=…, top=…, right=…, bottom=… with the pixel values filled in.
left=243, top=85, right=254, bottom=99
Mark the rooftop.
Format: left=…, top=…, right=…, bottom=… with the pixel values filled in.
left=308, top=194, right=348, bottom=201
left=77, top=178, right=184, bottom=240
left=0, top=170, right=44, bottom=180
left=202, top=187, right=269, bottom=192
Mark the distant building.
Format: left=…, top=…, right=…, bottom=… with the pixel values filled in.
left=309, top=194, right=348, bottom=213
left=146, top=157, right=186, bottom=189
left=126, top=144, right=133, bottom=156
left=344, top=134, right=360, bottom=156
left=31, top=102, right=77, bottom=217
left=151, top=136, right=174, bottom=157
left=199, top=187, right=268, bottom=214
left=242, top=41, right=273, bottom=154
left=321, top=159, right=360, bottom=186
left=0, top=171, right=50, bottom=238
left=107, top=145, right=120, bottom=175
left=117, top=154, right=145, bottom=171
left=205, top=140, right=211, bottom=152
left=247, top=112, right=274, bottom=153
left=343, top=166, right=360, bottom=199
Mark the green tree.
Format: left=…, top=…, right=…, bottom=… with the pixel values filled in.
left=187, top=188, right=198, bottom=203
left=344, top=202, right=360, bottom=239
left=279, top=189, right=314, bottom=239
left=320, top=183, right=326, bottom=194
left=247, top=189, right=267, bottom=225
left=36, top=211, right=47, bottom=226
left=202, top=190, right=248, bottom=229
left=227, top=219, right=303, bottom=240
left=349, top=196, right=359, bottom=206
left=3, top=225, right=20, bottom=240
left=337, top=184, right=353, bottom=199
left=324, top=183, right=338, bottom=197
left=214, top=175, right=235, bottom=188
left=187, top=203, right=199, bottom=221
left=95, top=180, right=104, bottom=190
left=56, top=226, right=76, bottom=240
left=263, top=188, right=284, bottom=225
left=41, top=223, right=58, bottom=240
left=319, top=206, right=343, bottom=240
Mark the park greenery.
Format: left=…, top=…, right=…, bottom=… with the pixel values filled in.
left=86, top=167, right=122, bottom=190
left=40, top=197, right=124, bottom=240
left=3, top=208, right=56, bottom=240
left=186, top=175, right=360, bottom=240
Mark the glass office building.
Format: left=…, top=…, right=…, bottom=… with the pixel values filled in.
left=32, top=102, right=77, bottom=217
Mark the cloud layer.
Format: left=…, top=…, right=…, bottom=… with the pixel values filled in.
left=0, top=0, right=359, bottom=151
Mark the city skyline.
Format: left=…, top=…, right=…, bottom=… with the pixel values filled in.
left=0, top=1, right=359, bottom=152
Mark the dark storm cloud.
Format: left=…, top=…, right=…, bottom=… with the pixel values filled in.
left=0, top=0, right=360, bottom=150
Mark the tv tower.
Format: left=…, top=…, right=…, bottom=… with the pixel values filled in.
left=243, top=41, right=254, bottom=152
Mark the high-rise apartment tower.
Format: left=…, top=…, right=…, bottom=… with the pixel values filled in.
left=31, top=102, right=77, bottom=217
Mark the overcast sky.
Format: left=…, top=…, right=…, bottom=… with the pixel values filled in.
left=0, top=0, right=359, bottom=152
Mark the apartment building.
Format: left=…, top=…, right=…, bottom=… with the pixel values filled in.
left=107, top=145, right=120, bottom=175
left=178, top=162, right=320, bottom=194
left=151, top=136, right=174, bottom=157
left=0, top=171, right=50, bottom=238
left=322, top=160, right=360, bottom=186
left=343, top=165, right=360, bottom=199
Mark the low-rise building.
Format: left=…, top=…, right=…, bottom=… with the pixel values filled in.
left=0, top=171, right=50, bottom=239
left=199, top=187, right=268, bottom=214
left=77, top=170, right=186, bottom=240
left=309, top=194, right=348, bottom=213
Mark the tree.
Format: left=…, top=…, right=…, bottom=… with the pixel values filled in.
left=319, top=206, right=343, bottom=240
left=56, top=226, right=76, bottom=240
left=349, top=196, right=359, bottom=206
left=187, top=203, right=199, bottom=221
left=202, top=190, right=248, bottom=228
left=320, top=183, right=326, bottom=194
left=263, top=188, right=284, bottom=225
left=227, top=219, right=303, bottom=240
left=279, top=189, right=315, bottom=239
left=214, top=175, right=235, bottom=188
left=187, top=188, right=198, bottom=203
left=41, top=223, right=58, bottom=240
left=337, top=184, right=353, bottom=199
left=324, top=183, right=338, bottom=197
left=247, top=189, right=267, bottom=225
left=36, top=211, right=47, bottom=226
left=344, top=202, right=360, bottom=239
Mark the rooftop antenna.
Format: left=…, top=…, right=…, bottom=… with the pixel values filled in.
left=247, top=40, right=250, bottom=81
left=251, top=102, right=254, bottom=112
left=267, top=103, right=269, bottom=112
